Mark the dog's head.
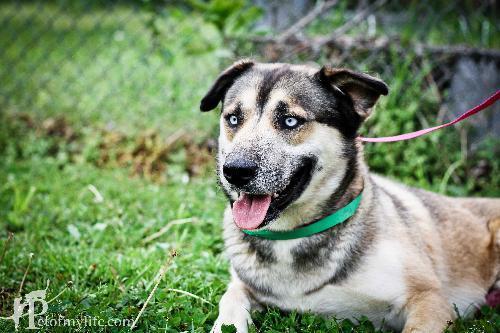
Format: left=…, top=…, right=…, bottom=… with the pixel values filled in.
left=200, top=60, right=388, bottom=231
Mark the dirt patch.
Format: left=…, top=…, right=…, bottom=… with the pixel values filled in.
left=3, top=114, right=216, bottom=182
left=41, top=117, right=78, bottom=141
left=185, top=138, right=217, bottom=177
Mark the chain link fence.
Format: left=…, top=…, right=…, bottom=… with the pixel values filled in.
left=1, top=0, right=499, bottom=191
left=1, top=1, right=170, bottom=130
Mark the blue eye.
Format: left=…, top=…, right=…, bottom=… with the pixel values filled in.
left=281, top=116, right=303, bottom=129
left=285, top=117, right=298, bottom=128
left=227, top=114, right=239, bottom=127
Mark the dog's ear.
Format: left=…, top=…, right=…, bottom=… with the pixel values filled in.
left=200, top=59, right=255, bottom=112
left=317, top=67, right=388, bottom=118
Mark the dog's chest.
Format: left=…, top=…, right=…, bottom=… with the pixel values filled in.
left=227, top=235, right=407, bottom=327
left=230, top=238, right=336, bottom=295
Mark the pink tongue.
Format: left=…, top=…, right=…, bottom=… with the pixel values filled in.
left=232, top=193, right=272, bottom=230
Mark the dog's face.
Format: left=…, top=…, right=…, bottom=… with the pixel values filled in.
left=201, top=61, right=388, bottom=231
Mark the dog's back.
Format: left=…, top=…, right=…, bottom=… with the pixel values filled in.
left=372, top=174, right=500, bottom=303
left=454, top=196, right=500, bottom=221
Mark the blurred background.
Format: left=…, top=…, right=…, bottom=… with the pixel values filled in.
left=0, top=1, right=499, bottom=332
left=1, top=0, right=499, bottom=194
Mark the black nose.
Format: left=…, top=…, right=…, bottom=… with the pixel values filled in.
left=223, top=159, right=258, bottom=187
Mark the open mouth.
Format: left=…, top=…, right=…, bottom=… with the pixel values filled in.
left=231, top=158, right=316, bottom=230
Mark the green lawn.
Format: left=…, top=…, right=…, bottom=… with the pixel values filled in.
left=0, top=1, right=498, bottom=332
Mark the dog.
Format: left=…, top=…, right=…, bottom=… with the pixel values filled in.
left=200, top=60, right=500, bottom=333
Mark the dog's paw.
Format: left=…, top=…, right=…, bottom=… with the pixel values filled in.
left=210, top=310, right=252, bottom=333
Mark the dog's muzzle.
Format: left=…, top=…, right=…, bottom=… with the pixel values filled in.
left=222, top=158, right=258, bottom=187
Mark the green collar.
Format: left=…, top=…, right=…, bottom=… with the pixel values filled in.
left=242, top=193, right=362, bottom=240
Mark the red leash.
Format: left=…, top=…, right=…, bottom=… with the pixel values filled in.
left=359, top=90, right=500, bottom=143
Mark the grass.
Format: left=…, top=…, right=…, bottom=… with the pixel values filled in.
left=0, top=1, right=499, bottom=332
left=0, top=155, right=226, bottom=332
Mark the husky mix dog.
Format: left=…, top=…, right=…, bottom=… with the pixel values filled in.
left=199, top=60, right=500, bottom=333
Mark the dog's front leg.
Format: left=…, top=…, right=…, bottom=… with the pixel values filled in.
left=402, top=289, right=453, bottom=333
left=211, top=277, right=253, bottom=333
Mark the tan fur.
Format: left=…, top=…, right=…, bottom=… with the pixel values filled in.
left=286, top=121, right=315, bottom=145
left=403, top=289, right=453, bottom=333
left=419, top=193, right=497, bottom=286
left=488, top=218, right=500, bottom=283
